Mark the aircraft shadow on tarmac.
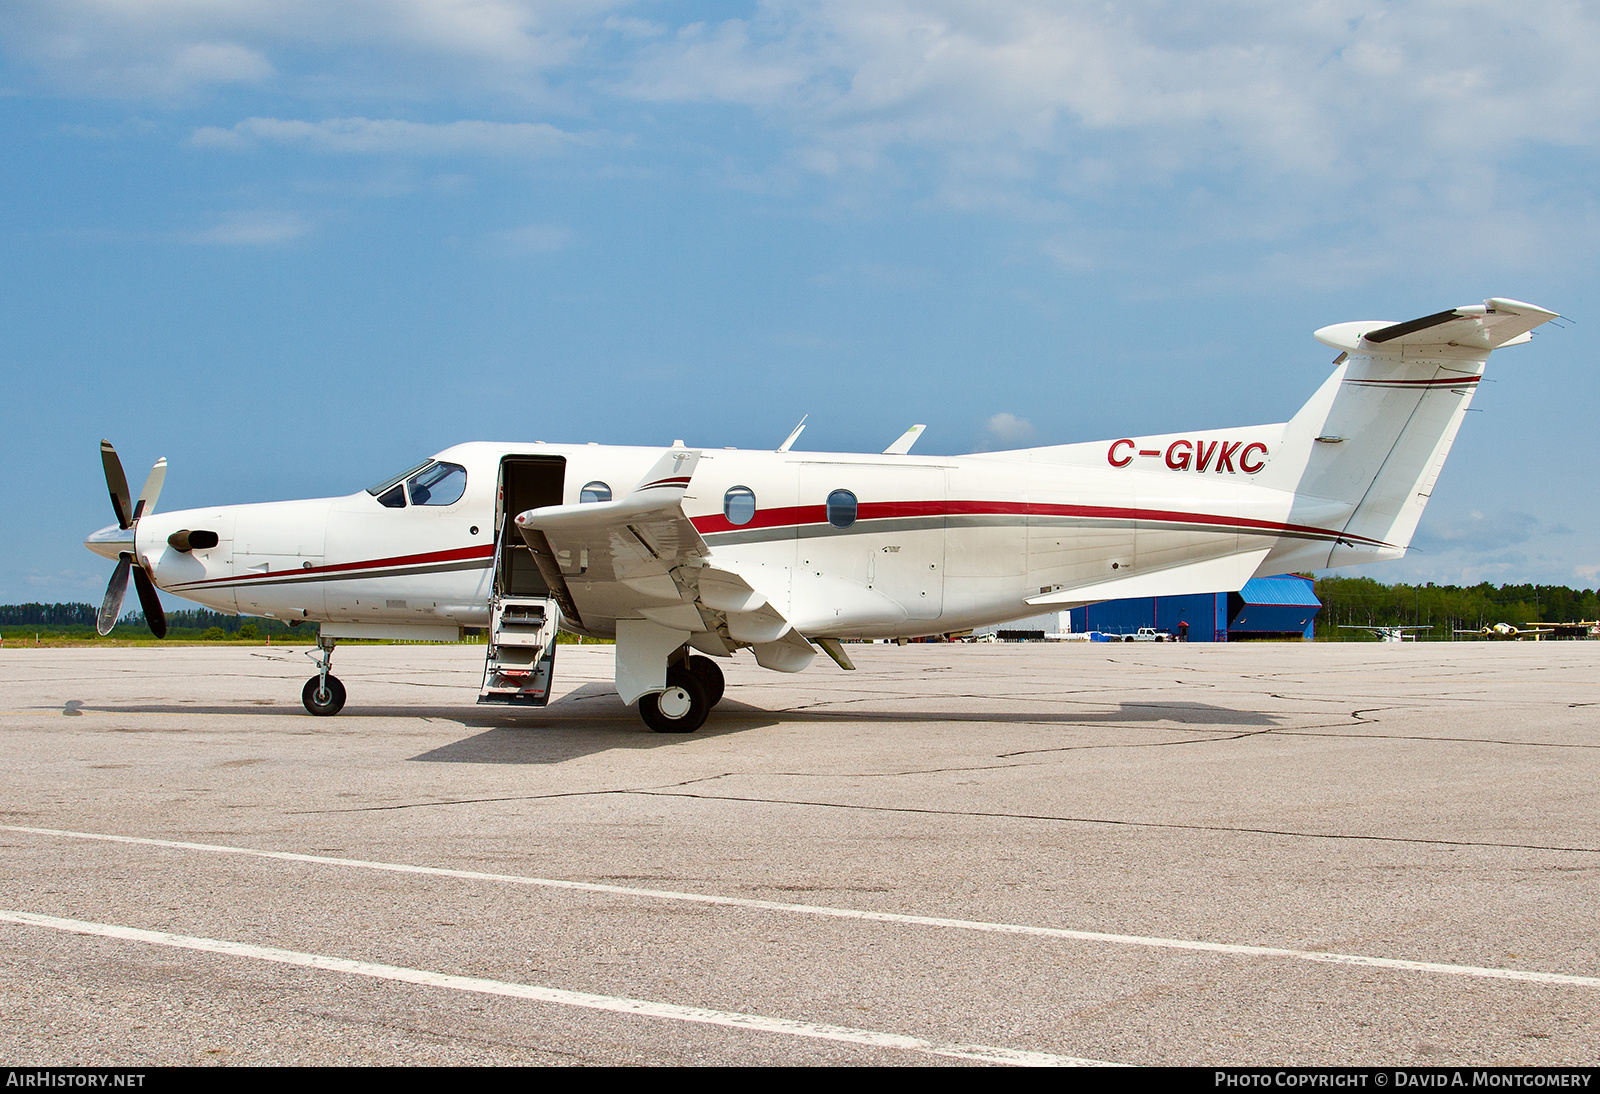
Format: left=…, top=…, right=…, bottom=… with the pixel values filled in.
left=411, top=685, right=1282, bottom=765
left=412, top=684, right=781, bottom=763
left=51, top=684, right=1279, bottom=738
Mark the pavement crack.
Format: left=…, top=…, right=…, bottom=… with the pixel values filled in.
left=284, top=787, right=648, bottom=814
left=620, top=789, right=1600, bottom=855
left=996, top=728, right=1284, bottom=758
left=1281, top=730, right=1600, bottom=750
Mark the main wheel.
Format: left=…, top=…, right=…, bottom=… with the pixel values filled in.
left=685, top=655, right=726, bottom=707
left=302, top=674, right=347, bottom=717
left=638, top=668, right=710, bottom=733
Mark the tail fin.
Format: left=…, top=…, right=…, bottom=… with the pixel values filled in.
left=1263, top=297, right=1558, bottom=570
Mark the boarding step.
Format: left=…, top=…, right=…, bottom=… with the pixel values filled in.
left=478, top=595, right=561, bottom=706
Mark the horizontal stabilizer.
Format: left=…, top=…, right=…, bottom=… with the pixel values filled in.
left=1314, top=298, right=1558, bottom=354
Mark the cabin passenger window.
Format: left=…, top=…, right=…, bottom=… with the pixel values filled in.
left=724, top=486, right=756, bottom=526
left=827, top=489, right=857, bottom=528
left=580, top=481, right=612, bottom=503
left=407, top=461, right=468, bottom=506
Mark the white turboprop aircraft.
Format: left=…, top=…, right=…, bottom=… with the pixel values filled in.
left=85, top=297, right=1558, bottom=731
left=1339, top=625, right=1432, bottom=642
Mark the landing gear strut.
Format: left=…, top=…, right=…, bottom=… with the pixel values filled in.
left=302, top=635, right=346, bottom=717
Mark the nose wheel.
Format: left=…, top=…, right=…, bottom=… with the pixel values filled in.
left=302, top=674, right=346, bottom=716
left=301, top=635, right=346, bottom=716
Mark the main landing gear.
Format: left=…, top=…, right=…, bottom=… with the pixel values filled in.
left=639, top=654, right=725, bottom=733
left=302, top=635, right=346, bottom=717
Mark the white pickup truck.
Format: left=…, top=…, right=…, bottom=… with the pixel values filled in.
left=1127, top=627, right=1172, bottom=642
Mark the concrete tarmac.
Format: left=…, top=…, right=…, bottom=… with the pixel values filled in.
left=0, top=640, right=1596, bottom=1066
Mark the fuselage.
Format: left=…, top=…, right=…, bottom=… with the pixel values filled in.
left=99, top=432, right=1356, bottom=640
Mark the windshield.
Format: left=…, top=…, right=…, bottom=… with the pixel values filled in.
left=368, top=461, right=432, bottom=498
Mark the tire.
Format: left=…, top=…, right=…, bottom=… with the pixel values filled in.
left=638, top=668, right=710, bottom=733
left=302, top=674, right=347, bottom=717
left=685, top=655, right=726, bottom=707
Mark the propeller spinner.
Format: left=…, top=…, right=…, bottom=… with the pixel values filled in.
left=89, top=440, right=168, bottom=638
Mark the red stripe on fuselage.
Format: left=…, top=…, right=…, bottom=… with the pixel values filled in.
left=692, top=501, right=1389, bottom=548
left=169, top=543, right=495, bottom=590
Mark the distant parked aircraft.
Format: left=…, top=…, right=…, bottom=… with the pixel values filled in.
left=1454, top=623, right=1556, bottom=640
left=1340, top=625, right=1431, bottom=642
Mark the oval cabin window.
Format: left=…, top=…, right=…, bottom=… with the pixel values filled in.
left=724, top=486, right=757, bottom=526
left=580, top=481, right=612, bottom=504
left=827, top=489, right=857, bottom=528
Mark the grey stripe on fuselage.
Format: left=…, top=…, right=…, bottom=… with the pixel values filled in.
left=170, top=557, right=491, bottom=593
left=702, top=513, right=1336, bottom=548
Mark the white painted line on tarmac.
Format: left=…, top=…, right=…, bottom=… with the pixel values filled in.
left=8, top=824, right=1600, bottom=991
left=0, top=909, right=1108, bottom=1067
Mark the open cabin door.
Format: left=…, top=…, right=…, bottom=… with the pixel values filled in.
left=479, top=455, right=567, bottom=706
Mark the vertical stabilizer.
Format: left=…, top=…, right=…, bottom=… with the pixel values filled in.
left=1262, top=298, right=1557, bottom=572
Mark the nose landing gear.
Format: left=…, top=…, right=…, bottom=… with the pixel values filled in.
left=302, top=635, right=346, bottom=716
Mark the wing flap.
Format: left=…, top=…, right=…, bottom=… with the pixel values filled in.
left=753, top=628, right=816, bottom=672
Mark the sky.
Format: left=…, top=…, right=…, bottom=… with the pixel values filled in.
left=2, top=0, right=1597, bottom=610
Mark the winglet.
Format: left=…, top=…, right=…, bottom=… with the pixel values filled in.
left=883, top=424, right=926, bottom=455
left=777, top=415, right=808, bottom=453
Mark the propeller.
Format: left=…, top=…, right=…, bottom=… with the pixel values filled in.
left=94, top=440, right=168, bottom=639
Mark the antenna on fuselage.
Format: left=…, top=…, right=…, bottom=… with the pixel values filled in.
left=883, top=424, right=926, bottom=455
left=776, top=414, right=808, bottom=453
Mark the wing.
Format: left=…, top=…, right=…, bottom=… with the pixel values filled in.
left=515, top=449, right=814, bottom=702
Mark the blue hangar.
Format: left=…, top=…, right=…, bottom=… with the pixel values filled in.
left=978, top=575, right=1321, bottom=642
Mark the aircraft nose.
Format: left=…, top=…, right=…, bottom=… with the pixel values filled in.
left=85, top=523, right=134, bottom=562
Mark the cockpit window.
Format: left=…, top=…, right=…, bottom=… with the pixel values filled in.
left=368, top=461, right=432, bottom=498
left=407, top=461, right=468, bottom=506
left=375, top=484, right=406, bottom=508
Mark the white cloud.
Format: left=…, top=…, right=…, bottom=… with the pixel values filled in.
left=985, top=411, right=1034, bottom=444
left=13, top=2, right=1600, bottom=271
left=190, top=212, right=311, bottom=246
left=192, top=116, right=579, bottom=156
left=0, top=0, right=608, bottom=97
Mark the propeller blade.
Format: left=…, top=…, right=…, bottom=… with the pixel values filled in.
left=133, top=458, right=167, bottom=521
left=98, top=554, right=131, bottom=636
left=131, top=564, right=167, bottom=639
left=101, top=440, right=133, bottom=530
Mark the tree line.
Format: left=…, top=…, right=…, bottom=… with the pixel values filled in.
left=1312, top=578, right=1600, bottom=639
left=0, top=603, right=313, bottom=638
